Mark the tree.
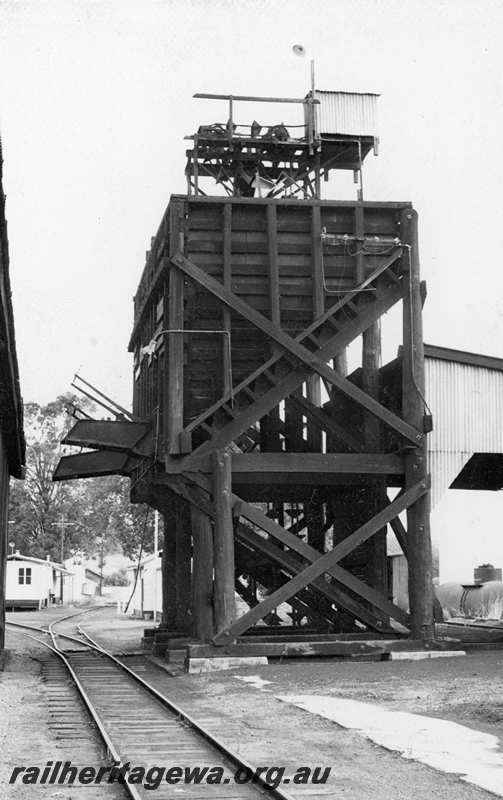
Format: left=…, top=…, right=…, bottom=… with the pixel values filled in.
left=104, top=569, right=129, bottom=587
left=8, top=394, right=158, bottom=562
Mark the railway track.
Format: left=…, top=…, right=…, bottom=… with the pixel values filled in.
left=6, top=609, right=300, bottom=799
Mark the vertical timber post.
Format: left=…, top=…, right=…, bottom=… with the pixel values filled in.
left=161, top=201, right=186, bottom=634
left=161, top=509, right=177, bottom=629
left=175, top=500, right=192, bottom=633
left=308, top=203, right=324, bottom=437
left=362, top=317, right=388, bottom=594
left=213, top=448, right=236, bottom=633
left=307, top=204, right=325, bottom=552
left=191, top=504, right=214, bottom=640
left=359, top=203, right=387, bottom=595
left=167, top=201, right=185, bottom=455
left=222, top=203, right=232, bottom=396
left=402, top=208, right=434, bottom=640
left=263, top=203, right=282, bottom=453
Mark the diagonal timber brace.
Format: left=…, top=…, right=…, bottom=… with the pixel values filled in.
left=236, top=523, right=407, bottom=630
left=171, top=252, right=422, bottom=451
left=288, top=393, right=365, bottom=452
left=184, top=249, right=404, bottom=438
left=212, top=477, right=428, bottom=644
left=155, top=470, right=422, bottom=641
left=168, top=255, right=419, bottom=469
left=234, top=547, right=340, bottom=629
left=168, top=476, right=390, bottom=631
left=182, top=278, right=404, bottom=463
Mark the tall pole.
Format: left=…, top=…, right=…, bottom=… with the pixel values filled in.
left=213, top=448, right=235, bottom=634
left=51, top=518, right=75, bottom=604
left=99, top=536, right=105, bottom=598
left=191, top=502, right=214, bottom=640
left=60, top=520, right=64, bottom=564
left=153, top=510, right=159, bottom=622
left=401, top=209, right=434, bottom=640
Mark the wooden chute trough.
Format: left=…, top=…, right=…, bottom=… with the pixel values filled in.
left=54, top=88, right=437, bottom=662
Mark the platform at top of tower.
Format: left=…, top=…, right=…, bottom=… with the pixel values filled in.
left=186, top=90, right=380, bottom=198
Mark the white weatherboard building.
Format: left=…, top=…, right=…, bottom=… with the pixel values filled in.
left=126, top=552, right=162, bottom=621
left=63, top=558, right=102, bottom=603
left=5, top=553, right=72, bottom=610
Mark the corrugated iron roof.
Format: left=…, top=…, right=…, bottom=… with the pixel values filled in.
left=314, top=89, right=381, bottom=96
left=425, top=343, right=503, bottom=372
left=7, top=554, right=73, bottom=574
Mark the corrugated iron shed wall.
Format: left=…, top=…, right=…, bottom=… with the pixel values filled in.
left=426, top=353, right=503, bottom=507
left=312, top=91, right=379, bottom=137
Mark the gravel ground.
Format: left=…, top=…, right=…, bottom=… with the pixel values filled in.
left=3, top=606, right=503, bottom=799
left=1, top=608, right=128, bottom=798
left=85, top=607, right=503, bottom=798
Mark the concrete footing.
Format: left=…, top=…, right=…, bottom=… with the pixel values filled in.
left=387, top=650, right=466, bottom=661
left=187, top=656, right=268, bottom=674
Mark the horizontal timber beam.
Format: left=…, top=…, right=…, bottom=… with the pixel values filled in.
left=164, top=453, right=404, bottom=479
left=171, top=194, right=413, bottom=210
left=193, top=92, right=319, bottom=104
left=232, top=453, right=404, bottom=475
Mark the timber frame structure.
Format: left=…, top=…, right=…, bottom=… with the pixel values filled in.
left=184, top=91, right=376, bottom=200
left=55, top=193, right=435, bottom=654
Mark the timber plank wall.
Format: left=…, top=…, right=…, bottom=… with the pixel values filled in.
left=129, top=196, right=410, bottom=454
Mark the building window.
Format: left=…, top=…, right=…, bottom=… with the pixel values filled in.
left=18, top=567, right=32, bottom=585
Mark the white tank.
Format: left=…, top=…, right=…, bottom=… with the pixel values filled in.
left=436, top=581, right=503, bottom=620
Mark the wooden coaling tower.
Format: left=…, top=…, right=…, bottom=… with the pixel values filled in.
left=55, top=89, right=434, bottom=659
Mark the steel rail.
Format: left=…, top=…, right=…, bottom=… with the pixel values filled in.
left=47, top=606, right=106, bottom=648
left=6, top=605, right=107, bottom=648
left=5, top=626, right=143, bottom=800
left=8, top=615, right=297, bottom=800
left=71, top=624, right=298, bottom=800
left=7, top=613, right=142, bottom=800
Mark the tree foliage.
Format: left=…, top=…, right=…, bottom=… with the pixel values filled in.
left=103, top=568, right=130, bottom=587
left=8, top=394, right=157, bottom=563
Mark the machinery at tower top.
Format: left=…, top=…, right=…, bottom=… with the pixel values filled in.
left=185, top=87, right=379, bottom=200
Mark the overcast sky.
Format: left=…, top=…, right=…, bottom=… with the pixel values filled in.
left=1, top=0, right=503, bottom=582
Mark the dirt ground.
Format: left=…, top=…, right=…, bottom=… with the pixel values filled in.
left=79, top=607, right=503, bottom=737
left=3, top=605, right=503, bottom=799
left=1, top=607, right=137, bottom=798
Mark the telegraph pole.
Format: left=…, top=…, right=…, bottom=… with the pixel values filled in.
left=51, top=518, right=75, bottom=603
left=153, top=510, right=159, bottom=621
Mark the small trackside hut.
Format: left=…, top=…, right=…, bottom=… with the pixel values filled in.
left=5, top=553, right=72, bottom=611
left=54, top=87, right=435, bottom=661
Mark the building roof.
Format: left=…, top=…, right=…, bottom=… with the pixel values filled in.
left=126, top=551, right=162, bottom=571
left=424, top=344, right=503, bottom=372
left=7, top=553, right=73, bottom=575
left=315, top=89, right=380, bottom=96
left=84, top=566, right=101, bottom=581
